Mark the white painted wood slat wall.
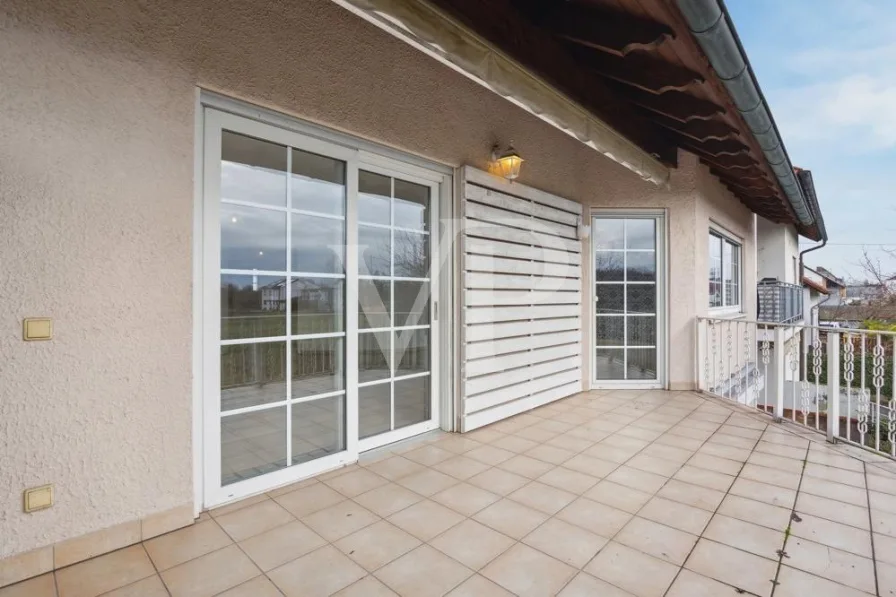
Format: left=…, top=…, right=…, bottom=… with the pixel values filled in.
left=461, top=166, right=583, bottom=431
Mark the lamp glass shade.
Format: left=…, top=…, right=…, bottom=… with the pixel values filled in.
left=496, top=150, right=523, bottom=180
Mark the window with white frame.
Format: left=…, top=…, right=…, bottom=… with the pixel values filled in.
left=709, top=230, right=741, bottom=309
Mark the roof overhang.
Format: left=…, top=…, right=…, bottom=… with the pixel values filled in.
left=802, top=278, right=829, bottom=295
left=331, top=0, right=670, bottom=185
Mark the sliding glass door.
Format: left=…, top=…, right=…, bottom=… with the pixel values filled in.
left=203, top=109, right=440, bottom=506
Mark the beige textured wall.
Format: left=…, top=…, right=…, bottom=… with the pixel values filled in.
left=1, top=0, right=759, bottom=558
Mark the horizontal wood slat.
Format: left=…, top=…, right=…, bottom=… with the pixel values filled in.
left=461, top=168, right=583, bottom=433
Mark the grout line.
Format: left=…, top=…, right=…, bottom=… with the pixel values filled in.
left=862, top=461, right=881, bottom=597
left=768, top=441, right=811, bottom=597
left=138, top=541, right=172, bottom=597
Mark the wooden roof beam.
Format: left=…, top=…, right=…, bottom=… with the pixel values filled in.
left=565, top=45, right=705, bottom=94
left=525, top=2, right=673, bottom=57
left=616, top=85, right=725, bottom=122
left=645, top=111, right=740, bottom=142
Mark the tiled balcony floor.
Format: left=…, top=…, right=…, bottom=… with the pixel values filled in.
left=9, top=389, right=896, bottom=597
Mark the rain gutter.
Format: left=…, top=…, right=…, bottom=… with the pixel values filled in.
left=676, top=0, right=815, bottom=228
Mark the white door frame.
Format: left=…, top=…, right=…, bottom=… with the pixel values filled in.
left=193, top=93, right=452, bottom=510
left=590, top=209, right=668, bottom=390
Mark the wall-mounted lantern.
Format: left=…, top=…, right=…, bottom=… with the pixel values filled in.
left=491, top=142, right=524, bottom=181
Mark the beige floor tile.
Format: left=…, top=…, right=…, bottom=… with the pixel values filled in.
left=695, top=443, right=751, bottom=465
left=446, top=574, right=515, bottom=597
left=556, top=497, right=632, bottom=537
left=796, top=493, right=870, bottom=530
left=561, top=454, right=619, bottom=478
left=638, top=496, right=713, bottom=535
left=716, top=494, right=792, bottom=531
left=397, top=468, right=458, bottom=497
left=508, top=481, right=577, bottom=515
left=468, top=468, right=530, bottom=496
left=465, top=445, right=516, bottom=466
left=584, top=480, right=652, bottom=514
left=481, top=543, right=576, bottom=597
left=702, top=514, right=784, bottom=561
left=266, top=476, right=319, bottom=498
left=515, top=426, right=557, bottom=443
left=333, top=575, right=399, bottom=597
left=238, top=520, right=326, bottom=571
left=674, top=465, right=735, bottom=492
left=874, top=509, right=896, bottom=538
left=268, top=545, right=366, bottom=597
left=525, top=444, right=576, bottom=465
left=0, top=574, right=56, bottom=597
left=274, top=482, right=346, bottom=518
left=209, top=494, right=269, bottom=519
left=655, top=433, right=703, bottom=451
left=101, top=575, right=168, bottom=597
left=473, top=499, right=550, bottom=540
left=56, top=545, right=155, bottom=597
left=324, top=468, right=389, bottom=497
left=334, top=520, right=421, bottom=571
left=614, top=516, right=698, bottom=565
left=625, top=453, right=681, bottom=476
left=790, top=513, right=873, bottom=558
left=401, top=444, right=455, bottom=466
left=729, top=478, right=797, bottom=510
left=735, top=464, right=800, bottom=491
left=491, top=435, right=540, bottom=454
left=523, top=518, right=608, bottom=568
left=364, top=455, right=427, bottom=481
left=431, top=519, right=515, bottom=570
left=159, top=545, right=260, bottom=597
left=497, top=455, right=555, bottom=479
left=656, top=479, right=725, bottom=512
left=640, top=443, right=694, bottom=464
left=583, top=444, right=637, bottom=464
left=536, top=466, right=599, bottom=494
left=216, top=575, right=283, bottom=597
left=749, top=451, right=806, bottom=473
left=545, top=433, right=593, bottom=453
left=876, top=533, right=896, bottom=567
left=684, top=539, right=776, bottom=597
left=800, top=475, right=867, bottom=505
left=775, top=565, right=873, bottom=597
left=786, top=536, right=876, bottom=594
left=433, top=455, right=492, bottom=480
left=584, top=541, right=678, bottom=597
left=215, top=499, right=295, bottom=542
left=871, top=489, right=896, bottom=515
left=387, top=499, right=464, bottom=541
left=144, top=519, right=233, bottom=571
left=431, top=482, right=501, bottom=517
left=353, top=482, right=423, bottom=517
left=868, top=471, right=896, bottom=496
left=605, top=465, right=668, bottom=494
left=665, top=569, right=742, bottom=597
left=878, top=559, right=896, bottom=596
left=805, top=463, right=866, bottom=488
left=558, top=572, right=637, bottom=596
left=432, top=435, right=485, bottom=455
left=375, top=545, right=472, bottom=597
left=301, top=500, right=379, bottom=542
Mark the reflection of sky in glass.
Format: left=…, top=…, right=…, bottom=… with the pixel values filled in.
left=292, top=215, right=344, bottom=274
left=593, top=219, right=624, bottom=250
left=292, top=177, right=344, bottom=216
left=359, top=171, right=390, bottom=225
left=359, top=226, right=391, bottom=276
left=626, top=253, right=656, bottom=281
left=394, top=231, right=429, bottom=278
left=595, top=252, right=624, bottom=281
left=626, top=219, right=655, bottom=250
left=221, top=161, right=286, bottom=207
left=394, top=179, right=429, bottom=231
left=221, top=204, right=286, bottom=270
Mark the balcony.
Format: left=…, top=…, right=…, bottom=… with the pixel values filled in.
left=757, top=279, right=804, bottom=323
left=17, top=387, right=896, bottom=596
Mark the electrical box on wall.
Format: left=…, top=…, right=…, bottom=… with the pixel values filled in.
left=24, top=484, right=54, bottom=513
left=23, top=318, right=53, bottom=341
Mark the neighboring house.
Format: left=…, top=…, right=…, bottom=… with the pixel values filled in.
left=0, top=0, right=829, bottom=585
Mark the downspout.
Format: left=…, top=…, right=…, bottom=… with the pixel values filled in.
left=675, top=0, right=814, bottom=227
left=796, top=169, right=828, bottom=279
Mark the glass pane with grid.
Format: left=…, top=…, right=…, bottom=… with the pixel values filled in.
left=219, top=131, right=347, bottom=486
left=358, top=170, right=432, bottom=439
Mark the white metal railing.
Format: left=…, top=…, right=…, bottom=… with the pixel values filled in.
left=697, top=317, right=896, bottom=459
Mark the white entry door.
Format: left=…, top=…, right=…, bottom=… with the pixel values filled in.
left=592, top=213, right=665, bottom=389
left=201, top=108, right=440, bottom=507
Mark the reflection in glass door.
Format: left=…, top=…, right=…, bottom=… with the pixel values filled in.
left=203, top=108, right=441, bottom=506
left=217, top=128, right=349, bottom=490
left=357, top=169, right=436, bottom=450
left=593, top=215, right=663, bottom=386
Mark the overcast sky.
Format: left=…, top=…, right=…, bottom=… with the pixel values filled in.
left=727, top=0, right=896, bottom=282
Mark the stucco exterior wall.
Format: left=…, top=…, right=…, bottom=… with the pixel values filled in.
left=1, top=0, right=765, bottom=559
left=757, top=217, right=800, bottom=284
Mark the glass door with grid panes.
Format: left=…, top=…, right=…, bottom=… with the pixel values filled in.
left=202, top=109, right=439, bottom=505
left=592, top=214, right=664, bottom=389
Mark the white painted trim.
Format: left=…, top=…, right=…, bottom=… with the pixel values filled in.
left=191, top=89, right=205, bottom=517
